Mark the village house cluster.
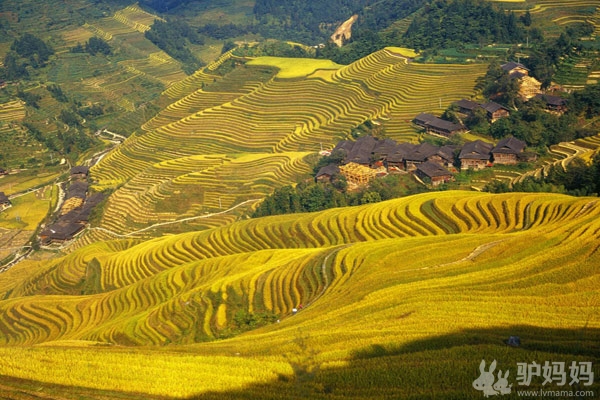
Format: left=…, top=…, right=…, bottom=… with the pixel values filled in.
left=40, top=166, right=104, bottom=245
left=316, top=61, right=565, bottom=188
left=317, top=135, right=529, bottom=188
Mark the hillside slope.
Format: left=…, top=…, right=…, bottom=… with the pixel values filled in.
left=0, top=191, right=598, bottom=397
left=88, top=49, right=485, bottom=237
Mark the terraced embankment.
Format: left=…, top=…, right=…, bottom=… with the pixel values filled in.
left=90, top=49, right=485, bottom=236
left=0, top=191, right=597, bottom=398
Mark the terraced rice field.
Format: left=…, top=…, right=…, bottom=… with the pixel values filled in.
left=513, top=133, right=600, bottom=183
left=0, top=100, right=25, bottom=123
left=91, top=49, right=485, bottom=235
left=95, top=152, right=312, bottom=236
left=45, top=4, right=187, bottom=135
left=0, top=191, right=597, bottom=398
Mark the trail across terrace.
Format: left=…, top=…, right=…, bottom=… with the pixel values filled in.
left=89, top=198, right=261, bottom=238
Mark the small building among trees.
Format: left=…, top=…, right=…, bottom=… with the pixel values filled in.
left=491, top=137, right=526, bottom=165
left=315, top=164, right=340, bottom=183
left=415, top=161, right=454, bottom=186
left=413, top=113, right=465, bottom=137
left=459, top=140, right=493, bottom=170
left=481, top=102, right=510, bottom=122
left=533, top=94, right=568, bottom=114
left=0, top=192, right=11, bottom=211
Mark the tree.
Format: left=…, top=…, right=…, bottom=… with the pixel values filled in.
left=85, top=37, right=112, bottom=56
left=360, top=191, right=382, bottom=204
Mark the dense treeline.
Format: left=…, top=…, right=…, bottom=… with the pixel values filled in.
left=485, top=153, right=600, bottom=196
left=318, top=0, right=521, bottom=64
left=233, top=41, right=313, bottom=58
left=403, top=0, right=524, bottom=50
left=70, top=37, right=112, bottom=56
left=0, top=34, right=54, bottom=80
left=145, top=19, right=204, bottom=74
left=252, top=0, right=365, bottom=43
left=252, top=173, right=426, bottom=218
left=139, top=0, right=194, bottom=12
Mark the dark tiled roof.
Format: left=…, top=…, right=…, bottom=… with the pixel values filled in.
left=501, top=62, right=529, bottom=72
left=481, top=102, right=508, bottom=114
left=316, top=164, right=340, bottom=178
left=387, top=143, right=416, bottom=163
left=459, top=140, right=493, bottom=160
left=346, top=136, right=377, bottom=164
left=437, top=145, right=459, bottom=162
left=0, top=192, right=10, bottom=204
left=492, top=137, right=526, bottom=154
left=70, top=165, right=89, bottom=176
left=66, top=181, right=89, bottom=200
left=404, top=143, right=440, bottom=162
left=455, top=99, right=480, bottom=111
left=417, top=161, right=453, bottom=178
left=534, top=94, right=567, bottom=107
left=373, top=138, right=398, bottom=156
left=41, top=222, right=84, bottom=241
left=414, top=113, right=464, bottom=134
left=413, top=112, right=437, bottom=125
left=332, top=140, right=354, bottom=154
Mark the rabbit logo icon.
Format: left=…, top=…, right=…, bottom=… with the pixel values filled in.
left=473, top=359, right=512, bottom=397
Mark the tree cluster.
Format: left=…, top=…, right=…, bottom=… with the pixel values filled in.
left=47, top=84, right=68, bottom=103
left=145, top=19, right=205, bottom=74
left=0, top=34, right=54, bottom=80
left=70, top=36, right=113, bottom=56
left=252, top=173, right=426, bottom=218
left=233, top=41, right=313, bottom=58
left=403, top=0, right=524, bottom=50
left=88, top=37, right=112, bottom=56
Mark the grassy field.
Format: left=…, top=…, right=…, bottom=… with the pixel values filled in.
left=0, top=191, right=597, bottom=398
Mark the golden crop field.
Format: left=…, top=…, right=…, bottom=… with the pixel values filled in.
left=90, top=48, right=486, bottom=235
left=0, top=191, right=597, bottom=398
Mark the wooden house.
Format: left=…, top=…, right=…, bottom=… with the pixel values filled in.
left=459, top=140, right=493, bottom=170
left=428, top=145, right=459, bottom=168
left=70, top=165, right=90, bottom=180
left=413, top=113, right=465, bottom=137
left=345, top=136, right=377, bottom=165
left=533, top=94, right=568, bottom=113
left=415, top=161, right=453, bottom=186
left=455, top=99, right=481, bottom=115
left=481, top=102, right=510, bottom=123
left=40, top=222, right=85, bottom=245
left=386, top=143, right=415, bottom=170
left=491, top=137, right=526, bottom=165
left=501, top=62, right=530, bottom=77
left=315, top=164, right=340, bottom=183
left=403, top=143, right=439, bottom=171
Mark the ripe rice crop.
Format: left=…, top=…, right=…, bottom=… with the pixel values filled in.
left=0, top=191, right=597, bottom=398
